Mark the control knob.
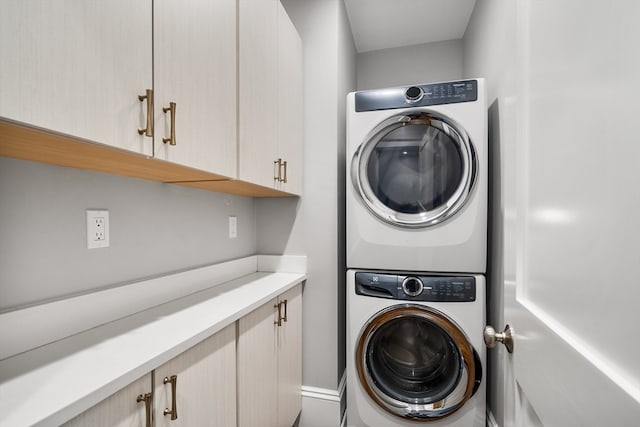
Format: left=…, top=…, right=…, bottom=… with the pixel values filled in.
left=401, top=276, right=424, bottom=297
left=405, top=86, right=424, bottom=103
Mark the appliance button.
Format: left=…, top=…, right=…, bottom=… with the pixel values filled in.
left=405, top=86, right=424, bottom=103
left=401, top=276, right=424, bottom=297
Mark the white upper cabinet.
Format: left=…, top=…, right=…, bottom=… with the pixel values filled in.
left=1, top=0, right=302, bottom=194
left=0, top=0, right=153, bottom=156
left=0, top=0, right=237, bottom=178
left=153, top=0, right=237, bottom=177
left=276, top=3, right=303, bottom=195
left=238, top=0, right=279, bottom=190
left=239, top=0, right=303, bottom=195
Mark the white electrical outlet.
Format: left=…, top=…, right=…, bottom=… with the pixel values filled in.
left=229, top=216, right=237, bottom=239
left=87, top=209, right=110, bottom=249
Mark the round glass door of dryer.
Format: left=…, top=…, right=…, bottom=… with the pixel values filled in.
left=355, top=305, right=481, bottom=421
left=351, top=111, right=477, bottom=228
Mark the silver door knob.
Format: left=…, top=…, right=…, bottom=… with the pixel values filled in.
left=484, top=324, right=514, bottom=353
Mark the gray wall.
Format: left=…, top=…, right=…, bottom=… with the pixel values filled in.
left=0, top=157, right=256, bottom=311
left=336, top=0, right=356, bottom=391
left=462, top=1, right=517, bottom=425
left=257, top=0, right=356, bottom=392
left=356, top=39, right=463, bottom=90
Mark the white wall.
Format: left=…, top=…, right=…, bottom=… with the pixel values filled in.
left=0, top=157, right=256, bottom=311
left=256, top=1, right=356, bottom=424
left=356, top=39, right=463, bottom=90
left=462, top=2, right=518, bottom=425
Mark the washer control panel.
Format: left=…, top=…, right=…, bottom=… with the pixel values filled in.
left=355, top=272, right=475, bottom=302
left=354, top=79, right=478, bottom=112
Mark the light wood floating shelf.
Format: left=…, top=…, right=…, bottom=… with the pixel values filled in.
left=0, top=119, right=294, bottom=198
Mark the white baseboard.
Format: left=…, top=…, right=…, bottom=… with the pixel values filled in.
left=299, top=374, right=346, bottom=427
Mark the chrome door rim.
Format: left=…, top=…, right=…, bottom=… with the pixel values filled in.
left=355, top=305, right=478, bottom=421
left=351, top=111, right=477, bottom=228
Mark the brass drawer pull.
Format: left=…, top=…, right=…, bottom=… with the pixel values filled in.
left=282, top=160, right=288, bottom=183
left=274, top=158, right=283, bottom=182
left=162, top=102, right=177, bottom=145
left=137, top=89, right=154, bottom=137
left=273, top=159, right=288, bottom=183
left=274, top=302, right=283, bottom=326
left=163, top=375, right=178, bottom=420
left=136, top=392, right=153, bottom=427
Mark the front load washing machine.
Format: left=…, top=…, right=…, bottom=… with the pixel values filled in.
left=346, top=79, right=487, bottom=273
left=346, top=270, right=486, bottom=427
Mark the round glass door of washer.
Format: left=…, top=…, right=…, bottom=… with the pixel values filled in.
left=355, top=305, right=481, bottom=421
left=351, top=111, right=477, bottom=228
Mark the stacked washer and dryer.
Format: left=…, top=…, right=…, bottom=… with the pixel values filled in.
left=346, top=79, right=487, bottom=427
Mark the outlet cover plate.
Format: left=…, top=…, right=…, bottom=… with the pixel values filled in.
left=87, top=209, right=110, bottom=249
left=229, top=216, right=237, bottom=239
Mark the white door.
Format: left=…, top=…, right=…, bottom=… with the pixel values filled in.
left=495, top=1, right=640, bottom=426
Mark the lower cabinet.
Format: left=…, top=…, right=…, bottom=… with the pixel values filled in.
left=62, top=374, right=151, bottom=427
left=154, top=324, right=237, bottom=427
left=276, top=285, right=303, bottom=427
left=238, top=284, right=303, bottom=427
left=62, top=284, right=302, bottom=427
left=63, top=323, right=236, bottom=427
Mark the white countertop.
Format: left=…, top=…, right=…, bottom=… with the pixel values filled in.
left=0, top=255, right=306, bottom=427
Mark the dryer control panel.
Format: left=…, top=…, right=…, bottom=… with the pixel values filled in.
left=355, top=272, right=475, bottom=302
left=354, top=79, right=478, bottom=112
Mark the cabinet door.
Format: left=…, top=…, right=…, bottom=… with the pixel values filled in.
left=63, top=374, right=152, bottom=427
left=238, top=0, right=279, bottom=188
left=153, top=0, right=237, bottom=177
left=276, top=4, right=303, bottom=196
left=277, top=285, right=303, bottom=427
left=154, top=324, right=236, bottom=427
left=0, top=0, right=153, bottom=156
left=237, top=297, right=279, bottom=427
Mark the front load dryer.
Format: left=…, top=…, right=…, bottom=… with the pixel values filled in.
left=346, top=270, right=486, bottom=427
left=346, top=79, right=487, bottom=273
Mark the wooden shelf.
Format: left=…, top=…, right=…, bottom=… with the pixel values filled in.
left=0, top=118, right=296, bottom=198
left=172, top=179, right=292, bottom=197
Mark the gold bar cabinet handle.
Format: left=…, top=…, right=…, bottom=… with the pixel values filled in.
left=163, top=375, right=178, bottom=420
left=274, top=158, right=283, bottom=182
left=282, top=299, right=288, bottom=322
left=162, top=102, right=177, bottom=145
left=136, top=392, right=153, bottom=427
left=137, top=89, right=154, bottom=137
left=282, top=160, right=288, bottom=183
left=274, top=302, right=283, bottom=326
